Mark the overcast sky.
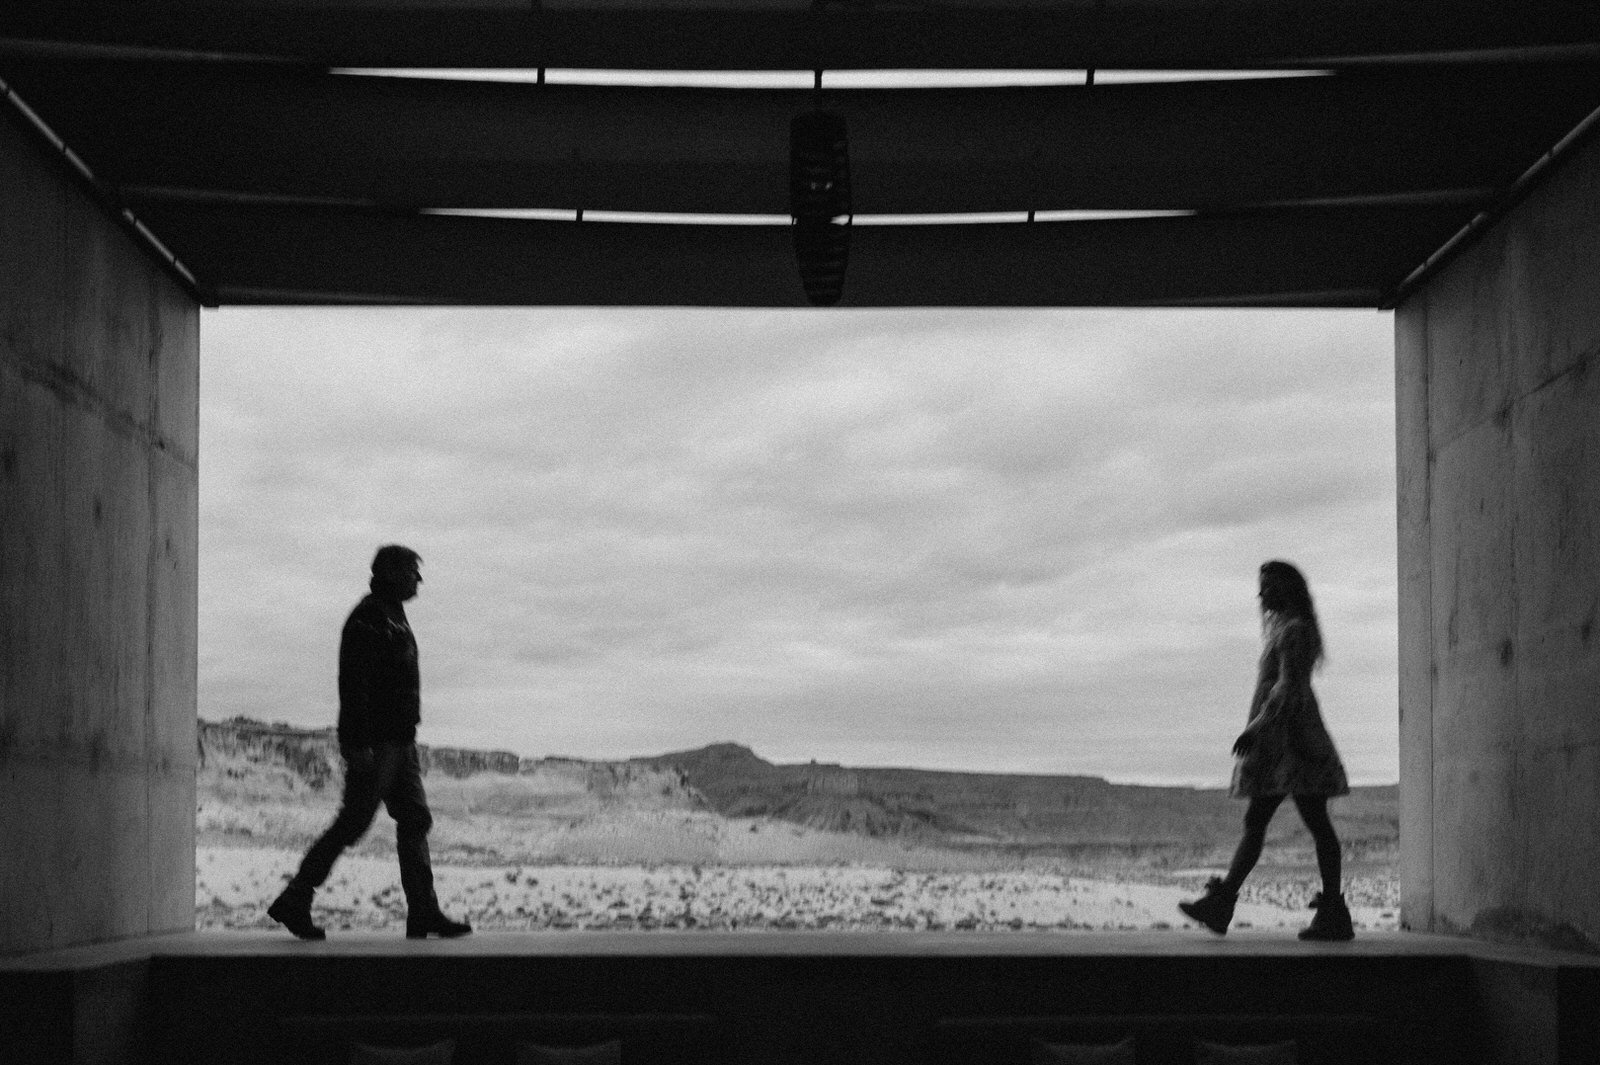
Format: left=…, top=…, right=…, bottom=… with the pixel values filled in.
left=199, top=307, right=1398, bottom=786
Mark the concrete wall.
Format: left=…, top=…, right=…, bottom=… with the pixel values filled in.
left=1396, top=127, right=1600, bottom=952
left=0, top=109, right=199, bottom=955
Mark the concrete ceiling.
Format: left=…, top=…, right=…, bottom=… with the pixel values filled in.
left=3, top=1, right=1598, bottom=307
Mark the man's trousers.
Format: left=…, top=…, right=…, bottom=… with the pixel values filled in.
left=288, top=741, right=439, bottom=916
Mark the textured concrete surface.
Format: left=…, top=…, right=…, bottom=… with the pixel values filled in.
left=0, top=109, right=199, bottom=956
left=1395, top=304, right=1435, bottom=932
left=1395, top=127, right=1600, bottom=953
left=4, top=931, right=1593, bottom=1065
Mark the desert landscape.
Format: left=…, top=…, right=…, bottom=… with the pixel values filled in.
left=197, top=718, right=1399, bottom=934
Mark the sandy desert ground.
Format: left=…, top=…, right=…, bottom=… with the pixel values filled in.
left=197, top=723, right=1399, bottom=936
left=198, top=843, right=1398, bottom=935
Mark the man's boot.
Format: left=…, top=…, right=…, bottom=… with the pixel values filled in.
left=1298, top=891, right=1355, bottom=941
left=1178, top=877, right=1238, bottom=935
left=405, top=910, right=472, bottom=939
left=267, top=885, right=326, bottom=940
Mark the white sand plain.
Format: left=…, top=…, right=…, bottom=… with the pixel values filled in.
left=198, top=844, right=1398, bottom=935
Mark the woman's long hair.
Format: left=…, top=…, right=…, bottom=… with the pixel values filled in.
left=1260, top=559, right=1325, bottom=667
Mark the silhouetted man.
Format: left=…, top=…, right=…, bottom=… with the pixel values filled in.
left=267, top=545, right=471, bottom=940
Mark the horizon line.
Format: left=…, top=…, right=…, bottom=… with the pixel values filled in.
left=199, top=715, right=1398, bottom=790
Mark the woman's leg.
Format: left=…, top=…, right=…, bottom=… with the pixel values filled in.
left=1292, top=794, right=1342, bottom=897
left=1221, top=794, right=1285, bottom=892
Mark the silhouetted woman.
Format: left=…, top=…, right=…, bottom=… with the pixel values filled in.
left=1179, top=560, right=1354, bottom=940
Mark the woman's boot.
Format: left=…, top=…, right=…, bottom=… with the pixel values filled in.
left=1297, top=891, right=1355, bottom=941
left=1178, top=877, right=1238, bottom=935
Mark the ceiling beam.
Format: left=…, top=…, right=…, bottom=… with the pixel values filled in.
left=3, top=3, right=1598, bottom=70
left=5, top=62, right=1596, bottom=216
left=132, top=201, right=1469, bottom=307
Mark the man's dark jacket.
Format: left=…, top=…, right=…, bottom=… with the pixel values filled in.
left=337, top=593, right=420, bottom=752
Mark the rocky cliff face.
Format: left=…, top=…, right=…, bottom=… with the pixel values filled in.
left=198, top=717, right=696, bottom=801
left=423, top=745, right=523, bottom=778
left=200, top=717, right=343, bottom=789
left=200, top=718, right=530, bottom=782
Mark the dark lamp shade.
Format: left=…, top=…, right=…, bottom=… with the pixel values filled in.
left=790, top=110, right=851, bottom=306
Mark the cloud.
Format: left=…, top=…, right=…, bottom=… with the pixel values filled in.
left=199, top=307, right=1397, bottom=785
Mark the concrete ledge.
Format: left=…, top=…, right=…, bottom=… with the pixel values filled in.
left=0, top=953, right=150, bottom=1065
left=8, top=928, right=1579, bottom=962
left=3, top=932, right=1596, bottom=1065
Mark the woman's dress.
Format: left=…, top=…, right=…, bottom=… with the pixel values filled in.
left=1230, top=614, right=1350, bottom=798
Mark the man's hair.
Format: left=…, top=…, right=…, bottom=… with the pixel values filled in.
left=371, top=544, right=422, bottom=573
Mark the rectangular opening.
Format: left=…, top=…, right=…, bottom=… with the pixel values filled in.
left=197, top=307, right=1399, bottom=937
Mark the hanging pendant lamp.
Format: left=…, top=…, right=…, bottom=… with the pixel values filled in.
left=790, top=109, right=851, bottom=307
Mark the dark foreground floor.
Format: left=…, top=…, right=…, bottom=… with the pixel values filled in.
left=4, top=930, right=1597, bottom=1065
